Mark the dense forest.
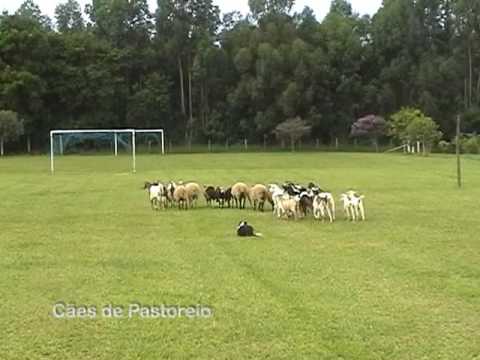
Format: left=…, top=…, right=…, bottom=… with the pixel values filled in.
left=1, top=0, right=480, bottom=152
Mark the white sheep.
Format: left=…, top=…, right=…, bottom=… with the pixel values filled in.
left=268, top=184, right=299, bottom=219
left=166, top=181, right=177, bottom=207
left=144, top=182, right=166, bottom=210
left=340, top=191, right=365, bottom=221
left=313, top=194, right=333, bottom=222
left=268, top=184, right=284, bottom=217
left=313, top=192, right=335, bottom=222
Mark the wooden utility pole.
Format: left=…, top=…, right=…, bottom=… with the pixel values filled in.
left=456, top=114, right=462, bottom=188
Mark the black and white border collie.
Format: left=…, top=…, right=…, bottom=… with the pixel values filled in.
left=237, top=221, right=262, bottom=237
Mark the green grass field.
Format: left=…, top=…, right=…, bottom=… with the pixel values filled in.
left=1, top=152, right=479, bottom=359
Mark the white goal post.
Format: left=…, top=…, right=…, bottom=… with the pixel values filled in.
left=49, top=129, right=165, bottom=174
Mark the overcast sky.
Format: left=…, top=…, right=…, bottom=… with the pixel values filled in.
left=2, top=0, right=383, bottom=21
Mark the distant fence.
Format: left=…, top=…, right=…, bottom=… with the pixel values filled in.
left=161, top=139, right=392, bottom=155
left=3, top=136, right=476, bottom=156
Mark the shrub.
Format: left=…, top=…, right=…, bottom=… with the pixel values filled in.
left=389, top=108, right=442, bottom=155
left=464, top=136, right=479, bottom=154
left=438, top=140, right=452, bottom=153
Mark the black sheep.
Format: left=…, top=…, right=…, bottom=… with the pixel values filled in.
left=204, top=186, right=218, bottom=206
left=299, top=193, right=314, bottom=217
left=216, top=187, right=233, bottom=208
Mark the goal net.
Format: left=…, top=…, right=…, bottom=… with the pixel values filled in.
left=49, top=129, right=164, bottom=173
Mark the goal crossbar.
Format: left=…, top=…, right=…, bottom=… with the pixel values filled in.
left=49, top=129, right=165, bottom=174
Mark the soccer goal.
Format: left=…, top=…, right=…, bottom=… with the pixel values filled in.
left=49, top=129, right=165, bottom=174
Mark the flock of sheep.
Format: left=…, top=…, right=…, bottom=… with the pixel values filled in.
left=144, top=181, right=366, bottom=222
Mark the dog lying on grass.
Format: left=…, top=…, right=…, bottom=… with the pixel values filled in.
left=237, top=221, right=263, bottom=237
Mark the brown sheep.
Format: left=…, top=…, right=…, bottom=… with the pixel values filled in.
left=278, top=196, right=299, bottom=220
left=231, top=182, right=251, bottom=209
left=185, top=182, right=203, bottom=208
left=173, top=185, right=188, bottom=210
left=266, top=188, right=275, bottom=211
left=250, top=184, right=270, bottom=212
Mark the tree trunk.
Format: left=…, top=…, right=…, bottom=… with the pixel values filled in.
left=205, top=81, right=209, bottom=127
left=27, top=135, right=31, bottom=154
left=178, top=57, right=186, bottom=116
left=0, top=137, right=4, bottom=156
left=456, top=114, right=462, bottom=188
left=200, top=84, right=205, bottom=129
left=188, top=67, right=193, bottom=124
left=290, top=137, right=295, bottom=152
left=468, top=41, right=473, bottom=108
left=476, top=71, right=480, bottom=105
left=186, top=65, right=193, bottom=144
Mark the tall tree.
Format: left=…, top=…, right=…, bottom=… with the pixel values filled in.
left=319, top=0, right=368, bottom=139
left=155, top=0, right=220, bottom=142
left=86, top=0, right=153, bottom=46
left=455, top=0, right=480, bottom=110
left=0, top=7, right=50, bottom=150
left=55, top=0, right=84, bottom=32
left=15, top=0, right=52, bottom=29
left=0, top=110, right=24, bottom=156
left=248, top=0, right=295, bottom=19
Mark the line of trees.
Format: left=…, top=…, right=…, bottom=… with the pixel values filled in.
left=1, top=0, right=480, bottom=153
